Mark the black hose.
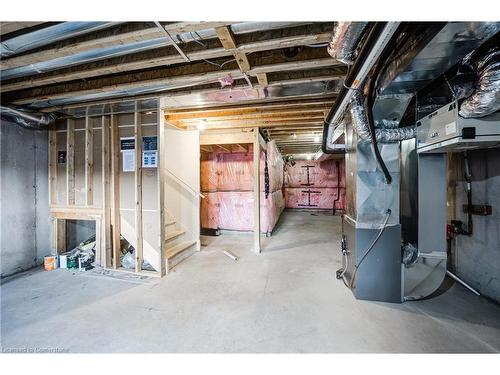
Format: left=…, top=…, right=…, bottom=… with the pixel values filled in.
left=365, top=66, right=392, bottom=184
left=463, top=151, right=473, bottom=236
left=361, top=22, right=406, bottom=185
left=333, top=160, right=340, bottom=215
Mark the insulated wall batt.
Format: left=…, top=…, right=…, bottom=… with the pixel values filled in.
left=200, top=140, right=285, bottom=233
left=285, top=159, right=345, bottom=188
left=200, top=192, right=219, bottom=230
left=285, top=187, right=345, bottom=210
left=217, top=191, right=284, bottom=233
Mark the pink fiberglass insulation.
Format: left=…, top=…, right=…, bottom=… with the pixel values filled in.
left=217, top=150, right=259, bottom=191
left=200, top=141, right=284, bottom=193
left=200, top=152, right=218, bottom=192
left=217, top=190, right=285, bottom=233
left=285, top=158, right=345, bottom=188
left=200, top=192, right=219, bottom=229
left=285, top=187, right=346, bottom=210
left=200, top=140, right=285, bottom=232
left=265, top=140, right=285, bottom=192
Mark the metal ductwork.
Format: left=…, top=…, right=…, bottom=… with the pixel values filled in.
left=0, top=106, right=57, bottom=128
left=1, top=22, right=308, bottom=81
left=349, top=91, right=416, bottom=143
left=460, top=46, right=500, bottom=118
left=327, top=22, right=369, bottom=65
left=0, top=22, right=120, bottom=57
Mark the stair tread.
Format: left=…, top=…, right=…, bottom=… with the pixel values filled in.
left=165, top=229, right=185, bottom=241
left=165, top=220, right=176, bottom=226
left=166, top=240, right=197, bottom=259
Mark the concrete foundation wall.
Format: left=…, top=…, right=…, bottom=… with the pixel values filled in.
left=454, top=149, right=500, bottom=303
left=1, top=120, right=51, bottom=277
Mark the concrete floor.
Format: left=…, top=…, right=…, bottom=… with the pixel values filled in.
left=1, top=210, right=500, bottom=353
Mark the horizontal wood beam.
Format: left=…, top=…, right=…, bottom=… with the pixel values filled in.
left=167, top=97, right=334, bottom=116
left=165, top=106, right=329, bottom=121
left=200, top=131, right=254, bottom=145
left=176, top=114, right=325, bottom=126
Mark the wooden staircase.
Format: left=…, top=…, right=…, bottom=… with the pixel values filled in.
left=164, top=216, right=198, bottom=271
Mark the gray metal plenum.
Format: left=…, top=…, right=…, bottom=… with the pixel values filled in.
left=380, top=22, right=500, bottom=96
left=1, top=22, right=308, bottom=80
left=0, top=22, right=120, bottom=57
left=403, top=153, right=447, bottom=301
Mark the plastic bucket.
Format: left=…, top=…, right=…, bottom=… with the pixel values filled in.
left=59, top=255, right=68, bottom=269
left=67, top=257, right=78, bottom=270
left=44, top=255, right=58, bottom=271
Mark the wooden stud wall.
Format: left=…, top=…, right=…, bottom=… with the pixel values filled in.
left=47, top=102, right=161, bottom=276
left=134, top=106, right=144, bottom=273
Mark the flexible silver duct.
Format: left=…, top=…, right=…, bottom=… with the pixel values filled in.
left=1, top=22, right=306, bottom=81
left=349, top=91, right=415, bottom=143
left=0, top=106, right=57, bottom=128
left=1, top=22, right=119, bottom=57
left=459, top=47, right=500, bottom=118
left=327, top=22, right=368, bottom=65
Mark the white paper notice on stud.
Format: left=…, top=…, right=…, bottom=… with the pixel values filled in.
left=122, top=150, right=135, bottom=172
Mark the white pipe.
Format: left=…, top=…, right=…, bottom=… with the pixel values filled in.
left=446, top=270, right=481, bottom=296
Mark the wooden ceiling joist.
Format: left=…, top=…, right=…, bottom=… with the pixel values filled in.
left=215, top=25, right=251, bottom=74
left=1, top=31, right=333, bottom=93
left=167, top=97, right=334, bottom=115
left=166, top=106, right=329, bottom=121
left=0, top=22, right=232, bottom=70
left=7, top=58, right=342, bottom=105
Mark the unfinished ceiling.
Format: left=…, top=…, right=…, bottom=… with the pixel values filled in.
left=165, top=97, right=335, bottom=155
left=0, top=21, right=345, bottom=156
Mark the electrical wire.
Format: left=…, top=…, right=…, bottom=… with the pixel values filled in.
left=189, top=30, right=237, bottom=70
left=348, top=209, right=392, bottom=289
left=305, top=43, right=329, bottom=48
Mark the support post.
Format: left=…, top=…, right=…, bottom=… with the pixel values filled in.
left=110, top=113, right=121, bottom=269
left=134, top=102, right=144, bottom=272
left=158, top=106, right=167, bottom=276
left=66, top=119, right=75, bottom=205
left=101, top=115, right=112, bottom=267
left=253, top=127, right=261, bottom=253
left=85, top=109, right=94, bottom=205
left=48, top=123, right=57, bottom=205
left=52, top=218, right=66, bottom=254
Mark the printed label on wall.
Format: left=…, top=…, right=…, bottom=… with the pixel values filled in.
left=122, top=150, right=135, bottom=172
left=120, top=137, right=135, bottom=150
left=143, top=150, right=157, bottom=168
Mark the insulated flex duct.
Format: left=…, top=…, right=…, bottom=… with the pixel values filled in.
left=460, top=46, right=500, bottom=118
left=327, top=22, right=368, bottom=64
left=0, top=22, right=119, bottom=57
left=350, top=91, right=416, bottom=143
left=0, top=106, right=56, bottom=128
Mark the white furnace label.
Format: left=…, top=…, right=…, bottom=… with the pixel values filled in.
left=445, top=121, right=457, bottom=136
